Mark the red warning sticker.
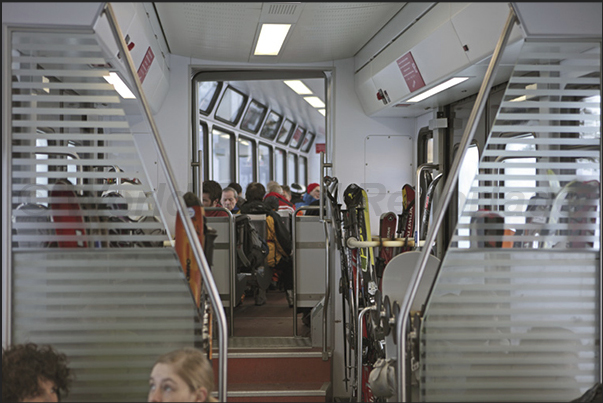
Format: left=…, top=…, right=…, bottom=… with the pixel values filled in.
left=397, top=51, right=426, bottom=93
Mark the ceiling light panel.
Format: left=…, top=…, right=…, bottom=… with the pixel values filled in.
left=303, top=96, right=325, bottom=108
left=406, top=77, right=469, bottom=103
left=254, top=23, right=291, bottom=55
left=284, top=80, right=313, bottom=95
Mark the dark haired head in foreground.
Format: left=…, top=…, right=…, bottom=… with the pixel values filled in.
left=2, top=343, right=73, bottom=402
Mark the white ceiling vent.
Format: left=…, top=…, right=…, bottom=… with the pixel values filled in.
left=268, top=3, right=298, bottom=16
left=260, top=2, right=304, bottom=24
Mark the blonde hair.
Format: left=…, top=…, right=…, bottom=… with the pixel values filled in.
left=266, top=181, right=283, bottom=195
left=154, top=348, right=217, bottom=402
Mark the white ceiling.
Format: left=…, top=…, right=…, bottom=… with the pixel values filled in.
left=153, top=2, right=406, bottom=63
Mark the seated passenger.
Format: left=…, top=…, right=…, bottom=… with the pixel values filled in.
left=148, top=347, right=217, bottom=402
left=2, top=343, right=73, bottom=402
left=220, top=187, right=240, bottom=214
left=241, top=182, right=294, bottom=307
left=202, top=180, right=228, bottom=217
left=289, top=183, right=305, bottom=205
left=264, top=182, right=295, bottom=214
left=282, top=185, right=292, bottom=202
left=227, top=182, right=246, bottom=210
left=295, top=182, right=321, bottom=215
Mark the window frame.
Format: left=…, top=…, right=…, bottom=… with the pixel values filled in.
left=237, top=135, right=257, bottom=191
left=259, top=110, right=284, bottom=141
left=258, top=142, right=274, bottom=185
left=214, top=85, right=248, bottom=126
left=274, top=147, right=286, bottom=186
left=276, top=118, right=295, bottom=145
left=300, top=131, right=315, bottom=153
left=289, top=125, right=306, bottom=150
left=210, top=125, right=236, bottom=188
left=286, top=152, right=298, bottom=185
left=196, top=80, right=223, bottom=116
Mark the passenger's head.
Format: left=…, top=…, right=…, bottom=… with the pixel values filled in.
left=148, top=348, right=216, bottom=402
left=307, top=183, right=320, bottom=199
left=266, top=181, right=283, bottom=195
left=245, top=182, right=266, bottom=202
left=282, top=185, right=292, bottom=201
left=221, top=187, right=238, bottom=211
left=2, top=343, right=73, bottom=402
left=202, top=180, right=222, bottom=208
left=227, top=182, right=243, bottom=197
left=290, top=183, right=305, bottom=196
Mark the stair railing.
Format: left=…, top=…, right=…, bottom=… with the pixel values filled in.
left=102, top=4, right=228, bottom=401
left=394, top=6, right=518, bottom=401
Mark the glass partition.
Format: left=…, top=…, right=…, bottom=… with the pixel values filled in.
left=212, top=127, right=233, bottom=187
left=238, top=136, right=256, bottom=191
left=240, top=99, right=267, bottom=134
left=275, top=148, right=286, bottom=186
left=198, top=81, right=222, bottom=115
left=259, top=110, right=283, bottom=140
left=215, top=86, right=247, bottom=125
left=289, top=126, right=306, bottom=149
left=276, top=118, right=295, bottom=145
left=258, top=143, right=272, bottom=185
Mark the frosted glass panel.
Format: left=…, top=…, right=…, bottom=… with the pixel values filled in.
left=421, top=40, right=600, bottom=402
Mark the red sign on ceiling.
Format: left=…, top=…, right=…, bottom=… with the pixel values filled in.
left=397, top=51, right=426, bottom=93
left=137, top=46, right=155, bottom=84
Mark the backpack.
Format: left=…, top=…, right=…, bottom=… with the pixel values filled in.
left=235, top=214, right=269, bottom=273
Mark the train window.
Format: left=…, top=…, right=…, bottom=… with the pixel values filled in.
left=300, top=131, right=315, bottom=153
left=237, top=136, right=256, bottom=191
left=215, top=86, right=247, bottom=126
left=457, top=143, right=480, bottom=249
left=275, top=148, right=286, bottom=185
left=197, top=81, right=222, bottom=115
left=259, top=110, right=283, bottom=141
left=289, top=126, right=306, bottom=149
left=258, top=143, right=273, bottom=185
left=276, top=119, right=295, bottom=145
left=287, top=153, right=297, bottom=184
left=298, top=156, right=307, bottom=186
left=240, top=99, right=267, bottom=134
left=211, top=127, right=234, bottom=187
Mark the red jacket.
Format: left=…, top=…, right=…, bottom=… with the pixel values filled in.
left=264, top=192, right=295, bottom=213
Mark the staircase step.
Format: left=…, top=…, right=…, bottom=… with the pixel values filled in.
left=212, top=382, right=331, bottom=402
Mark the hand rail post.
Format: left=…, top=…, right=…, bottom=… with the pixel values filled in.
left=102, top=4, right=228, bottom=400
left=395, top=7, right=518, bottom=402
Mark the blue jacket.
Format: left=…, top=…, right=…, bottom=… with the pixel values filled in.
left=295, top=192, right=318, bottom=209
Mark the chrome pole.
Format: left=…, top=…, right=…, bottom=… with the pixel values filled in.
left=395, top=7, right=518, bottom=402
left=103, top=4, right=228, bottom=400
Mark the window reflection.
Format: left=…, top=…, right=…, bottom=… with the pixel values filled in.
left=240, top=100, right=267, bottom=134
left=289, top=126, right=306, bottom=149
left=276, top=119, right=294, bottom=145
left=212, top=127, right=232, bottom=187
left=238, top=137, right=255, bottom=192
left=259, top=110, right=283, bottom=140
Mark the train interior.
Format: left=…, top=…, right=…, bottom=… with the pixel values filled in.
left=2, top=2, right=602, bottom=402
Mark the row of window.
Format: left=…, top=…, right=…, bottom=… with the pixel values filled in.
left=193, top=79, right=316, bottom=193
left=197, top=81, right=316, bottom=152
left=197, top=122, right=307, bottom=192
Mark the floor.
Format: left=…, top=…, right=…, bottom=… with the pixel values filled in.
left=232, top=287, right=311, bottom=338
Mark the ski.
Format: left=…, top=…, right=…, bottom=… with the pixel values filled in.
left=395, top=184, right=415, bottom=255
left=419, top=172, right=443, bottom=242
left=376, top=211, right=397, bottom=287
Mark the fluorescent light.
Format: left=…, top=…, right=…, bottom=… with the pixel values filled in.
left=254, top=24, right=291, bottom=56
left=284, top=80, right=313, bottom=95
left=303, top=96, right=325, bottom=108
left=317, top=108, right=326, bottom=116
left=104, top=72, right=136, bottom=99
left=406, top=77, right=469, bottom=103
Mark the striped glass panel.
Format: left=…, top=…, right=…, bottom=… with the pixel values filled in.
left=421, top=40, right=600, bottom=402
left=8, top=29, right=202, bottom=402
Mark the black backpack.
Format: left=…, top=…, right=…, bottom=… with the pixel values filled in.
left=235, top=214, right=269, bottom=273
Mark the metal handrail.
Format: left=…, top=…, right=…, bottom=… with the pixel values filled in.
left=204, top=207, right=235, bottom=336
left=102, top=4, right=228, bottom=401
left=395, top=7, right=518, bottom=402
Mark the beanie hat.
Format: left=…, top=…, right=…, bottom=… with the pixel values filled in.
left=307, top=183, right=320, bottom=194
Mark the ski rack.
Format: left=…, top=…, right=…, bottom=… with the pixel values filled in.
left=415, top=163, right=439, bottom=249
left=346, top=236, right=419, bottom=249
